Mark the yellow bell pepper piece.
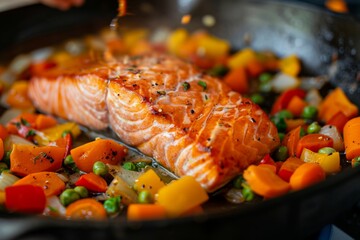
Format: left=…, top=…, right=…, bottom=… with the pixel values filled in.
left=0, top=191, right=5, bottom=205
left=156, top=176, right=208, bottom=217
left=300, top=148, right=341, bottom=174
left=34, top=122, right=81, bottom=146
left=227, top=48, right=257, bottom=69
left=279, top=54, right=301, bottom=77
left=123, top=29, right=149, bottom=52
left=134, top=169, right=165, bottom=198
left=167, top=28, right=189, bottom=56
left=197, top=35, right=230, bottom=59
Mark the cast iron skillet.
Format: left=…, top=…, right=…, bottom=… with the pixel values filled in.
left=1, top=0, right=360, bottom=239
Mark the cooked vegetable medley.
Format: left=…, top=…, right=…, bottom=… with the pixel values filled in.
left=0, top=26, right=359, bottom=221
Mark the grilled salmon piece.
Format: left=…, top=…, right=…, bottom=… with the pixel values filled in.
left=29, top=54, right=279, bottom=192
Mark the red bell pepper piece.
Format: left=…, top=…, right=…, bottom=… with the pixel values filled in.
left=278, top=157, right=304, bottom=182
left=327, top=111, right=349, bottom=133
left=55, top=133, right=73, bottom=158
left=75, top=173, right=107, bottom=193
left=271, top=88, right=306, bottom=115
left=29, top=60, right=57, bottom=76
left=259, top=153, right=276, bottom=166
left=5, top=185, right=46, bottom=214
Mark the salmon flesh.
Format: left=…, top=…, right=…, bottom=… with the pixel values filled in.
left=28, top=54, right=280, bottom=192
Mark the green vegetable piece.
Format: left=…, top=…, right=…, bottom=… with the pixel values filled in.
left=242, top=184, right=254, bottom=201
left=64, top=155, right=74, bottom=166
left=251, top=93, right=265, bottom=105
left=3, top=151, right=11, bottom=166
left=302, top=106, right=318, bottom=120
left=259, top=73, right=272, bottom=84
left=307, top=122, right=321, bottom=134
left=74, top=186, right=88, bottom=198
left=197, top=80, right=207, bottom=90
left=259, top=82, right=272, bottom=93
left=276, top=110, right=293, bottom=120
left=271, top=117, right=287, bottom=133
left=318, top=147, right=336, bottom=155
left=123, top=162, right=137, bottom=171
left=138, top=190, right=153, bottom=204
left=182, top=82, right=190, bottom=91
left=60, top=189, right=80, bottom=206
left=61, top=130, right=72, bottom=138
left=232, top=175, right=244, bottom=189
left=278, top=132, right=285, bottom=142
left=93, top=161, right=108, bottom=176
left=104, top=196, right=121, bottom=214
left=300, top=127, right=306, bottom=137
left=275, top=146, right=288, bottom=162
left=135, top=162, right=148, bottom=170
left=207, top=65, right=229, bottom=77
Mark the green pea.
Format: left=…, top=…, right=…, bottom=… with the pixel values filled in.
left=232, top=175, right=244, bottom=189
left=318, top=147, right=336, bottom=155
left=242, top=184, right=254, bottom=201
left=276, top=110, right=293, bottom=120
left=60, top=189, right=80, bottom=206
left=300, top=127, right=306, bottom=137
left=271, top=117, right=287, bottom=133
left=93, top=161, right=108, bottom=176
left=135, top=162, right=148, bottom=170
left=207, top=65, right=229, bottom=77
left=307, top=122, right=321, bottom=134
left=64, top=155, right=74, bottom=166
left=302, top=106, right=318, bottom=120
left=259, top=82, right=272, bottom=93
left=259, top=73, right=272, bottom=84
left=250, top=93, right=265, bottom=105
left=138, top=190, right=153, bottom=204
left=278, top=133, right=285, bottom=142
left=74, top=186, right=88, bottom=198
left=275, top=146, right=288, bottom=162
left=123, top=162, right=137, bottom=171
left=104, top=196, right=121, bottom=214
left=2, top=151, right=11, bottom=166
left=353, top=156, right=360, bottom=168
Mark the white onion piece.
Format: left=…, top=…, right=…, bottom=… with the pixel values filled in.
left=8, top=54, right=32, bottom=75
left=30, top=47, right=54, bottom=62
left=56, top=173, right=69, bottom=183
left=68, top=172, right=81, bottom=186
left=107, top=164, right=142, bottom=187
left=4, top=135, right=35, bottom=152
left=0, top=172, right=19, bottom=191
left=319, top=125, right=345, bottom=152
left=305, top=89, right=323, bottom=107
left=271, top=73, right=300, bottom=93
left=106, top=175, right=138, bottom=205
left=43, top=196, right=66, bottom=217
left=299, top=76, right=328, bottom=91
left=225, top=188, right=245, bottom=204
left=0, top=109, right=25, bottom=125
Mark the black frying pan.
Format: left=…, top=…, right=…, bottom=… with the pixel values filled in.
left=0, top=0, right=360, bottom=239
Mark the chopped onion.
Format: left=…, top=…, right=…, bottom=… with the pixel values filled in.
left=271, top=73, right=300, bottom=93
left=305, top=89, right=323, bottom=107
left=0, top=172, right=19, bottom=191
left=68, top=172, right=81, bottom=186
left=4, top=135, right=35, bottom=152
left=225, top=188, right=245, bottom=204
left=299, top=76, right=328, bottom=91
left=106, top=175, right=138, bottom=205
left=0, top=109, right=26, bottom=125
left=319, top=125, right=345, bottom=152
left=43, top=196, right=66, bottom=217
left=107, top=164, right=142, bottom=186
left=8, top=54, right=32, bottom=75
left=56, top=172, right=69, bottom=183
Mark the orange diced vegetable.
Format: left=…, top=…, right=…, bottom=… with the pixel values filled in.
left=6, top=112, right=37, bottom=135
left=71, top=139, right=127, bottom=173
left=343, top=117, right=360, bottom=160
left=296, top=134, right=333, bottom=157
left=318, top=88, right=358, bottom=122
left=286, top=96, right=307, bottom=117
left=278, top=157, right=304, bottom=182
left=156, top=176, right=208, bottom=217
left=197, top=35, right=230, bottom=59
left=65, top=198, right=107, bottom=220
left=283, top=126, right=302, bottom=157
left=75, top=172, right=107, bottom=193
left=167, top=28, right=189, bottom=56
left=6, top=81, right=34, bottom=109
left=243, top=165, right=290, bottom=198
left=0, top=138, right=4, bottom=160
left=223, top=66, right=249, bottom=94
left=289, top=162, right=325, bottom=190
left=34, top=122, right=81, bottom=146
left=227, top=48, right=257, bottom=69
left=0, top=124, right=9, bottom=141
left=279, top=55, right=301, bottom=77
left=134, top=169, right=165, bottom=198
left=271, top=89, right=306, bottom=115
left=327, top=111, right=349, bottom=133
left=246, top=59, right=264, bottom=78
left=257, top=163, right=277, bottom=174
left=35, top=114, right=57, bottom=130
left=10, top=144, right=65, bottom=176
left=300, top=148, right=340, bottom=174
left=13, top=172, right=65, bottom=197
left=127, top=204, right=167, bottom=221
left=285, top=119, right=306, bottom=132
left=325, top=0, right=348, bottom=13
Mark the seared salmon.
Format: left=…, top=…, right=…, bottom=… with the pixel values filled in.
left=28, top=54, right=279, bottom=192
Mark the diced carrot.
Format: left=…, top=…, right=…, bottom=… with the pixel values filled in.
left=279, top=55, right=301, bottom=77
left=325, top=0, right=348, bottom=13
left=127, top=204, right=167, bottom=221
left=243, top=165, right=291, bottom=198
left=246, top=59, right=264, bottom=78
left=285, top=119, right=306, bottom=132
left=106, top=38, right=126, bottom=54
left=70, top=139, right=127, bottom=173
left=6, top=81, right=34, bottom=109
left=0, top=138, right=4, bottom=160
left=343, top=117, right=360, bottom=160
left=283, top=126, right=302, bottom=157
left=286, top=96, right=307, bottom=117
left=271, top=89, right=306, bottom=115
left=289, top=162, right=325, bottom=190
left=223, top=66, right=249, bottom=93
left=75, top=173, right=107, bottom=193
left=296, top=134, right=333, bottom=158
left=318, top=88, right=358, bottom=122
left=66, top=198, right=107, bottom=220
left=278, top=157, right=304, bottom=182
left=10, top=144, right=65, bottom=177
left=0, top=124, right=9, bottom=141
left=327, top=111, right=349, bottom=133
left=35, top=114, right=57, bottom=130
left=13, top=172, right=65, bottom=197
left=257, top=163, right=277, bottom=173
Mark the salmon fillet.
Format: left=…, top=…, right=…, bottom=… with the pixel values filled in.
left=28, top=54, right=279, bottom=192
